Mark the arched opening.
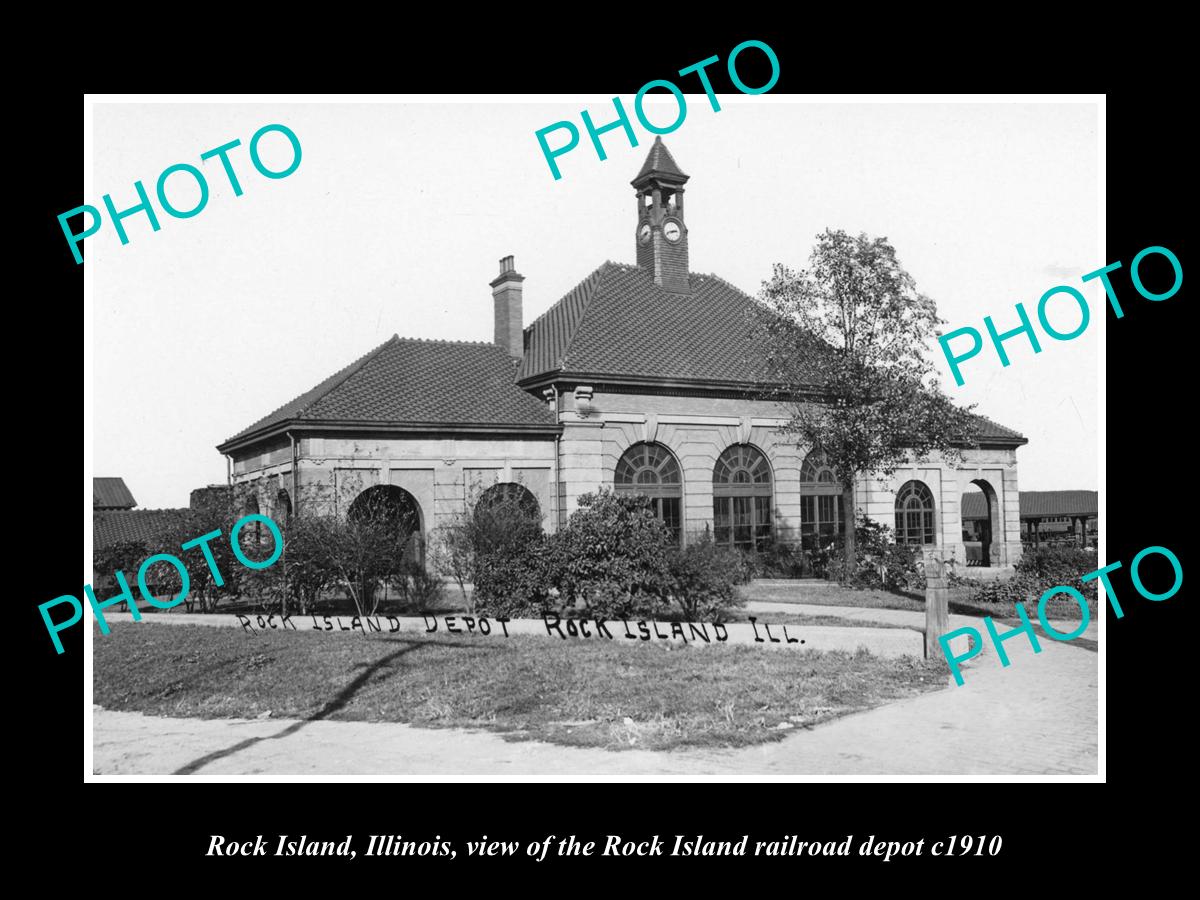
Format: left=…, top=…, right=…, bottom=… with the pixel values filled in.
left=348, top=485, right=423, bottom=566
left=614, top=441, right=683, bottom=542
left=800, top=449, right=843, bottom=560
left=276, top=488, right=292, bottom=522
left=475, top=482, right=541, bottom=525
left=961, top=479, right=1001, bottom=567
left=713, top=444, right=773, bottom=552
left=241, top=492, right=263, bottom=551
left=473, top=482, right=542, bottom=556
left=895, top=480, right=936, bottom=547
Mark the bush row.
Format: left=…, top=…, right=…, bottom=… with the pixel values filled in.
left=454, top=491, right=749, bottom=622
left=816, top=514, right=926, bottom=593
left=953, top=545, right=1099, bottom=608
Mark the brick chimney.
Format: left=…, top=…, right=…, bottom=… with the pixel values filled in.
left=490, top=255, right=525, bottom=358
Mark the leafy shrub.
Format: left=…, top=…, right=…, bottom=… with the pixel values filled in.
left=472, top=539, right=554, bottom=617
left=822, top=514, right=924, bottom=593
left=154, top=498, right=250, bottom=612
left=1017, top=545, right=1099, bottom=583
left=665, top=534, right=747, bottom=622
left=275, top=516, right=337, bottom=615
left=548, top=491, right=673, bottom=619
left=398, top=565, right=446, bottom=611
left=472, top=492, right=753, bottom=622
left=743, top=538, right=804, bottom=579
left=433, top=496, right=545, bottom=612
left=963, top=545, right=1099, bottom=607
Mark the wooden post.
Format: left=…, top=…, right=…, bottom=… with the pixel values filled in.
left=924, top=549, right=949, bottom=659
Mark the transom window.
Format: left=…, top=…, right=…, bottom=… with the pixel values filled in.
left=895, top=480, right=936, bottom=546
left=800, top=449, right=843, bottom=551
left=614, top=442, right=682, bottom=541
left=800, top=450, right=838, bottom=484
left=713, top=445, right=772, bottom=551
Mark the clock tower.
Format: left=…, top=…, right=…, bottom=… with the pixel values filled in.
left=633, top=137, right=690, bottom=294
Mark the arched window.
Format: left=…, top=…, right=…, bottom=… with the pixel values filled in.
left=276, top=489, right=292, bottom=521
left=614, top=442, right=682, bottom=541
left=475, top=482, right=541, bottom=525
left=895, top=480, right=936, bottom=546
left=713, top=445, right=772, bottom=551
left=800, top=449, right=843, bottom=551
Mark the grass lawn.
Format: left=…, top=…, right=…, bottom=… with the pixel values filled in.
left=740, top=581, right=1096, bottom=621
left=725, top=609, right=915, bottom=631
left=94, top=623, right=949, bottom=752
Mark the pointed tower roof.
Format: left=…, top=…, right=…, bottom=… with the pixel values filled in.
left=631, top=136, right=689, bottom=186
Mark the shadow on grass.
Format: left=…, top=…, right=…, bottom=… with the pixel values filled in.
left=173, top=637, right=472, bottom=774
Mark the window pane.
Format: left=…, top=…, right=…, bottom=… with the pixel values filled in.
left=733, top=496, right=752, bottom=548
left=660, top=498, right=682, bottom=543
left=714, top=497, right=731, bottom=545
left=754, top=497, right=772, bottom=550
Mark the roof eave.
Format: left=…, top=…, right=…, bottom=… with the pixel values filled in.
left=955, top=436, right=1029, bottom=448
left=217, top=418, right=562, bottom=454
left=516, top=370, right=823, bottom=397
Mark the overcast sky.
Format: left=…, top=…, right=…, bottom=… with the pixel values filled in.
left=90, top=99, right=1100, bottom=509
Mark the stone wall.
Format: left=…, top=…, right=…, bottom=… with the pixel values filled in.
left=559, top=389, right=1023, bottom=565
left=230, top=434, right=556, bottom=548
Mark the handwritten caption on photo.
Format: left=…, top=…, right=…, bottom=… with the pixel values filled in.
left=235, top=612, right=803, bottom=645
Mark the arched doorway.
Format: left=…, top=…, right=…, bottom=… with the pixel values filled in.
left=475, top=482, right=541, bottom=524
left=348, top=485, right=424, bottom=566
left=960, top=479, right=1001, bottom=567
left=473, top=482, right=542, bottom=555
left=713, top=444, right=773, bottom=552
left=895, top=480, right=936, bottom=548
left=275, top=488, right=292, bottom=522
left=614, top=442, right=683, bottom=542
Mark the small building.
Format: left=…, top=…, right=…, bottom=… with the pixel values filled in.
left=93, top=477, right=137, bottom=511
left=962, top=490, right=1097, bottom=548
left=92, top=480, right=220, bottom=602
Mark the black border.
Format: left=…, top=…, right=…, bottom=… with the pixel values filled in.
left=26, top=23, right=1191, bottom=879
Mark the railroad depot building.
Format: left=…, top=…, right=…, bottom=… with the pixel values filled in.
left=216, top=138, right=1029, bottom=570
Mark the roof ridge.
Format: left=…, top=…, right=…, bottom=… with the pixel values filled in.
left=696, top=270, right=753, bottom=299
left=298, top=335, right=412, bottom=418
left=393, top=336, right=497, bottom=347
left=556, top=262, right=616, bottom=372
left=1022, top=489, right=1097, bottom=495
left=525, top=261, right=613, bottom=330
left=296, top=335, right=397, bottom=419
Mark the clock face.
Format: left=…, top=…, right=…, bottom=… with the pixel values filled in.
left=638, top=223, right=651, bottom=244
left=663, top=220, right=682, bottom=242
